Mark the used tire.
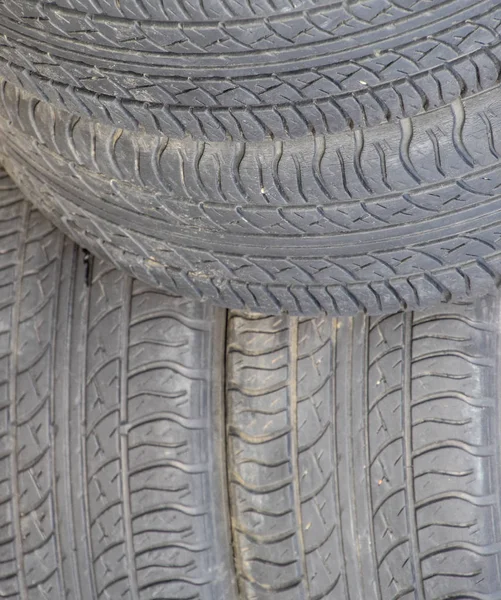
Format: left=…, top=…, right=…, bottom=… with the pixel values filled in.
left=2, top=170, right=501, bottom=598
left=0, top=170, right=236, bottom=600
left=226, top=308, right=501, bottom=599
left=1, top=0, right=501, bottom=314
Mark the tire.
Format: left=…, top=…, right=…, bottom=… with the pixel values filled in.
left=5, top=82, right=501, bottom=316
left=1, top=0, right=501, bottom=315
left=3, top=168, right=501, bottom=599
left=0, top=169, right=237, bottom=600
left=226, top=308, right=501, bottom=599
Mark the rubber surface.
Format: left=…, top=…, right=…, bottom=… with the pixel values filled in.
left=2, top=170, right=501, bottom=598
left=17, top=0, right=325, bottom=21
left=0, top=169, right=236, bottom=600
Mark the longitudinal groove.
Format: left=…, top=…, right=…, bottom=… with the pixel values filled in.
left=57, top=243, right=84, bottom=600
left=8, top=201, right=29, bottom=600
left=330, top=319, right=351, bottom=600
left=402, top=311, right=425, bottom=599
left=288, top=317, right=309, bottom=598
left=208, top=308, right=239, bottom=600
left=362, top=316, right=383, bottom=600
left=48, top=231, right=66, bottom=599
left=119, top=276, right=139, bottom=600
left=78, top=259, right=98, bottom=600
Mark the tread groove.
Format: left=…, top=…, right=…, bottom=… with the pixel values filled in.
left=48, top=231, right=66, bottom=599
left=289, top=316, right=309, bottom=599
left=78, top=254, right=99, bottom=600
left=363, top=315, right=383, bottom=600
left=119, top=275, right=139, bottom=600
left=7, top=201, right=29, bottom=600
left=402, top=311, right=425, bottom=600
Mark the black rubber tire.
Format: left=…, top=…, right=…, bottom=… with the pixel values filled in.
left=3, top=169, right=501, bottom=599
left=0, top=169, right=237, bottom=600
left=226, top=308, right=501, bottom=599
left=1, top=0, right=501, bottom=315
left=4, top=81, right=501, bottom=315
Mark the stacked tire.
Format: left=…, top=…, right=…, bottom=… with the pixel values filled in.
left=1, top=0, right=501, bottom=598
left=1, top=170, right=501, bottom=599
left=0, top=0, right=501, bottom=314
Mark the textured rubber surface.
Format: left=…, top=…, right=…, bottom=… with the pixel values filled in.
left=226, top=307, right=501, bottom=599
left=0, top=169, right=236, bottom=600
left=4, top=81, right=501, bottom=314
left=0, top=0, right=498, bottom=140
left=3, top=170, right=501, bottom=598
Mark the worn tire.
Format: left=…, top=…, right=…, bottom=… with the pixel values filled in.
left=1, top=0, right=501, bottom=314
left=0, top=169, right=237, bottom=600
left=3, top=169, right=501, bottom=599
left=226, top=308, right=501, bottom=599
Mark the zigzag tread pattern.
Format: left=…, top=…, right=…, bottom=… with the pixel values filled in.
left=37, top=0, right=327, bottom=21
left=0, top=0, right=471, bottom=54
